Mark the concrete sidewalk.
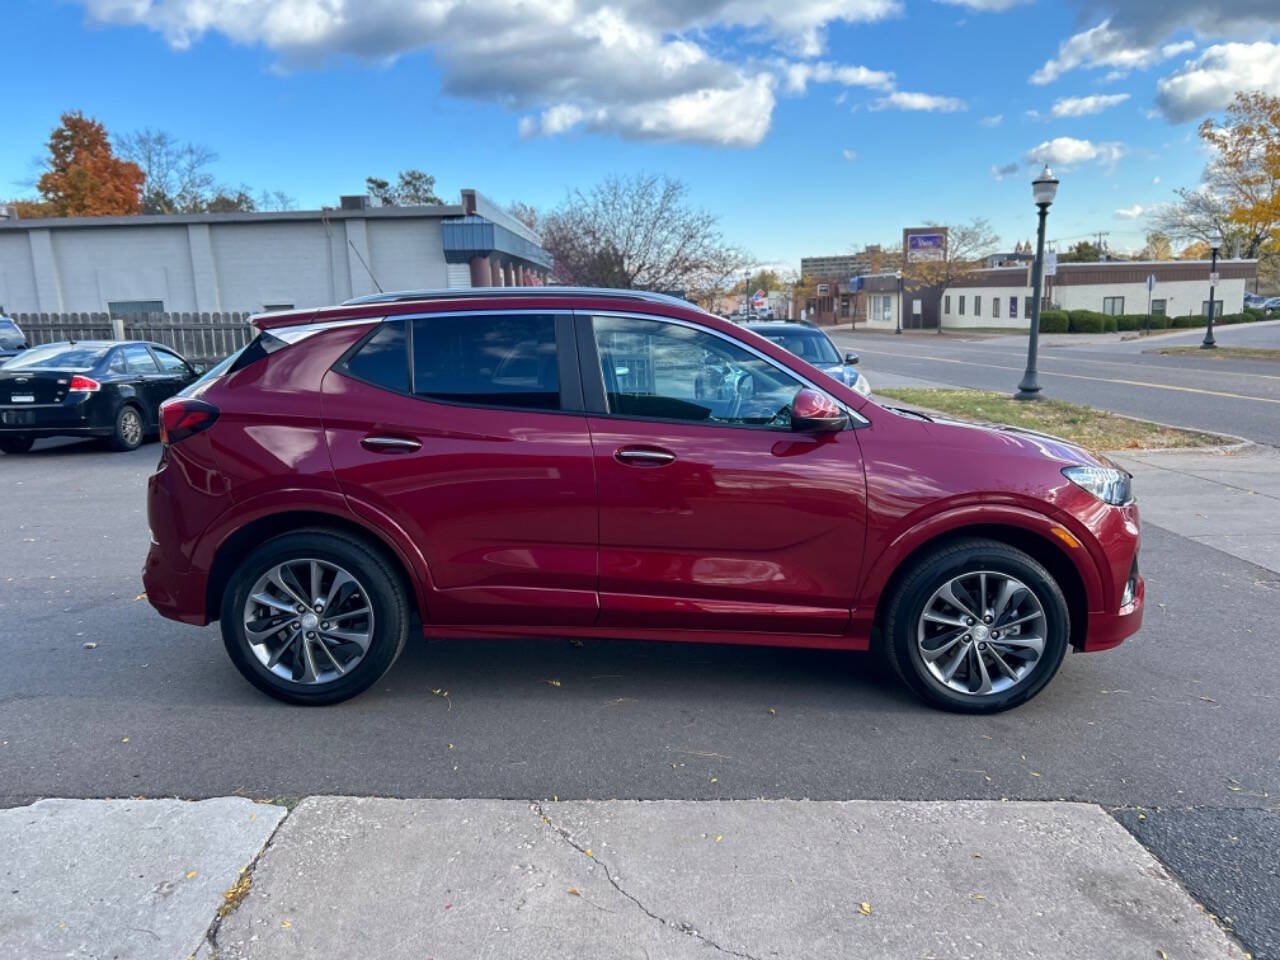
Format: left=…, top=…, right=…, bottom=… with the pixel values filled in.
left=0, top=797, right=1248, bottom=960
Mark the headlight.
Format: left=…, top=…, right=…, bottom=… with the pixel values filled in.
left=851, top=373, right=871, bottom=396
left=1062, top=465, right=1132, bottom=505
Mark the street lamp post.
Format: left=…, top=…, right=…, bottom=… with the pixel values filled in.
left=1201, top=228, right=1222, bottom=349
left=1015, top=165, right=1059, bottom=401
left=894, top=270, right=903, bottom=335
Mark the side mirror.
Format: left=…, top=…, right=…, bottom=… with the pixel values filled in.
left=844, top=352, right=859, bottom=365
left=791, top=387, right=845, bottom=433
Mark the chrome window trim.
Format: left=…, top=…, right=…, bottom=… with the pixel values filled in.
left=582, top=309, right=870, bottom=427
left=271, top=317, right=382, bottom=344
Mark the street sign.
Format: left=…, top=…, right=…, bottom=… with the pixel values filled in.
left=1147, top=274, right=1156, bottom=292
left=849, top=276, right=864, bottom=291
left=752, top=289, right=767, bottom=308
left=1045, top=251, right=1057, bottom=276
left=1209, top=272, right=1220, bottom=284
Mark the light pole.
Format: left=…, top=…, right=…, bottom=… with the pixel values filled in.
left=894, top=270, right=903, bottom=334
left=1201, top=228, right=1222, bottom=349
left=1015, top=165, right=1059, bottom=401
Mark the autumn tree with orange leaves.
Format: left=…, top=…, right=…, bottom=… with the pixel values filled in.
left=36, top=111, right=144, bottom=216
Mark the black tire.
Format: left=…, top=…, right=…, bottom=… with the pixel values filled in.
left=220, top=529, right=410, bottom=705
left=882, top=538, right=1069, bottom=714
left=107, top=404, right=145, bottom=451
left=0, top=435, right=34, bottom=454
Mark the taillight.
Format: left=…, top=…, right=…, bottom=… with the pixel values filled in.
left=159, top=398, right=220, bottom=446
left=68, top=375, right=100, bottom=392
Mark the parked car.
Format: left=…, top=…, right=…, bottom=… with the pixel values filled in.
left=0, top=316, right=27, bottom=361
left=144, top=288, right=1143, bottom=713
left=0, top=340, right=199, bottom=454
left=747, top=320, right=871, bottom=397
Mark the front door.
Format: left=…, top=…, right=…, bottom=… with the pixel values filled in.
left=323, top=312, right=598, bottom=626
left=580, top=312, right=867, bottom=635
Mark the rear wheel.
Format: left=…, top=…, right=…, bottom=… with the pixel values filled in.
left=0, top=435, right=34, bottom=454
left=107, top=405, right=144, bottom=451
left=220, top=530, right=409, bottom=705
left=882, top=538, right=1069, bottom=713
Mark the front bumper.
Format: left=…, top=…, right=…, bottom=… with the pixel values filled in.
left=1082, top=574, right=1144, bottom=651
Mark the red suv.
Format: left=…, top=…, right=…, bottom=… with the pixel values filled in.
left=144, top=288, right=1142, bottom=712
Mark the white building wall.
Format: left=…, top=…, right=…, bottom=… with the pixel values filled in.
left=942, top=277, right=1251, bottom=328
left=863, top=291, right=900, bottom=330
left=50, top=224, right=195, bottom=313
left=211, top=220, right=341, bottom=311
left=365, top=219, right=448, bottom=293
left=0, top=232, right=40, bottom=313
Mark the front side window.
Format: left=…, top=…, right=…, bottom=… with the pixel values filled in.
left=1103, top=296, right=1125, bottom=316
left=153, top=349, right=191, bottom=374
left=413, top=313, right=560, bottom=410
left=592, top=315, right=803, bottom=428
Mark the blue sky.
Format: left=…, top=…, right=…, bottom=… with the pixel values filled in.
left=5, top=0, right=1278, bottom=270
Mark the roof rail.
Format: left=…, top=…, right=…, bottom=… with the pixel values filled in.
left=342, top=286, right=696, bottom=309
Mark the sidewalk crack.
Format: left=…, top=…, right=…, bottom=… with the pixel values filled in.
left=195, top=806, right=291, bottom=960
left=531, top=801, right=764, bottom=960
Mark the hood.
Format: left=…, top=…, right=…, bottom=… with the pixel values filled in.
left=895, top=408, right=1109, bottom=468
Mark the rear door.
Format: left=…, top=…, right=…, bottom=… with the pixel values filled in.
left=578, top=311, right=867, bottom=635
left=323, top=312, right=599, bottom=627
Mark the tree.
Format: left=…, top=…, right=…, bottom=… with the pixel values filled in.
left=366, top=169, right=443, bottom=206
left=506, top=201, right=540, bottom=233
left=1058, top=240, right=1105, bottom=263
left=1140, top=231, right=1173, bottom=260
left=1154, top=90, right=1280, bottom=260
left=540, top=174, right=750, bottom=299
left=36, top=111, right=144, bottom=216
left=732, top=269, right=782, bottom=294
left=116, top=128, right=217, bottom=214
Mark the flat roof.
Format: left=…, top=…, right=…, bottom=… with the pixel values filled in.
left=0, top=204, right=466, bottom=231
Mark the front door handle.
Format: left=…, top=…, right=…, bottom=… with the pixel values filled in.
left=361, top=435, right=422, bottom=453
left=615, top=446, right=676, bottom=466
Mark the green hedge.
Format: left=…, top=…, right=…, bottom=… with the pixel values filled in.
left=1170, top=314, right=1204, bottom=328
left=1067, top=309, right=1115, bottom=333
left=1245, top=307, right=1266, bottom=321
left=1038, top=309, right=1068, bottom=333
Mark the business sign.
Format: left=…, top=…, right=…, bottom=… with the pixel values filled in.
left=1045, top=251, right=1057, bottom=276
left=849, top=276, right=864, bottom=291
left=752, top=288, right=767, bottom=307
left=817, top=283, right=829, bottom=296
left=912, top=299, right=923, bottom=315
left=907, top=233, right=946, bottom=262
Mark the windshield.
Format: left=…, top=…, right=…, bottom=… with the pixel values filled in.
left=0, top=321, right=24, bottom=350
left=2, top=343, right=107, bottom=371
left=761, top=331, right=842, bottom=365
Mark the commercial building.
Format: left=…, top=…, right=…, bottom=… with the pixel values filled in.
left=0, top=189, right=552, bottom=316
left=939, top=259, right=1257, bottom=328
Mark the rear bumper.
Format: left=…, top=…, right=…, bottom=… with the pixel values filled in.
left=143, top=540, right=211, bottom=626
left=1082, top=574, right=1144, bottom=652
left=0, top=402, right=110, bottom=437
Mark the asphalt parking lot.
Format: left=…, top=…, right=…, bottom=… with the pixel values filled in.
left=2, top=435, right=1278, bottom=956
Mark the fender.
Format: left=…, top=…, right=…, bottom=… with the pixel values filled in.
left=854, top=500, right=1108, bottom=617
left=193, top=486, right=434, bottom=622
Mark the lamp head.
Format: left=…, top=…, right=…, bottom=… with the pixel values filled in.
left=1032, top=165, right=1059, bottom=206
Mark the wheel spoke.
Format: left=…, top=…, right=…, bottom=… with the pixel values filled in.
left=997, top=610, right=1040, bottom=630
left=250, top=592, right=296, bottom=616
left=325, top=571, right=355, bottom=612
left=296, top=635, right=321, bottom=683
left=267, top=629, right=300, bottom=668
left=937, top=581, right=981, bottom=620
left=971, top=646, right=994, bottom=695
left=922, top=610, right=968, bottom=628
left=310, top=560, right=323, bottom=607
left=327, top=606, right=371, bottom=622
left=979, top=573, right=987, bottom=616
left=921, top=628, right=967, bottom=662
left=267, top=569, right=311, bottom=611
left=991, top=578, right=1020, bottom=622
left=987, top=645, right=1020, bottom=681
left=939, top=642, right=970, bottom=682
left=315, top=637, right=347, bottom=675
left=244, top=614, right=290, bottom=642
left=320, top=627, right=370, bottom=652
left=994, top=634, right=1044, bottom=655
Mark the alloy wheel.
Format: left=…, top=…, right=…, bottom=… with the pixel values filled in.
left=916, top=570, right=1047, bottom=697
left=241, top=557, right=375, bottom=685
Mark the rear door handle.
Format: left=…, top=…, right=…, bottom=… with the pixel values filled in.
left=361, top=435, right=422, bottom=453
left=615, top=446, right=676, bottom=466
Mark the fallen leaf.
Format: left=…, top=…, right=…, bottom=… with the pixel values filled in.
left=584, top=848, right=593, bottom=858
left=281, top=920, right=292, bottom=930
left=1199, top=696, right=1216, bottom=703
left=186, top=870, right=198, bottom=879
left=1157, top=950, right=1167, bottom=960
left=567, top=887, right=581, bottom=897
left=1030, top=772, right=1042, bottom=778
left=859, top=902, right=872, bottom=916
left=710, top=777, right=718, bottom=784
left=715, top=835, right=723, bottom=843
left=448, top=743, right=454, bottom=750
left=83, top=642, right=97, bottom=650
left=121, top=737, right=129, bottom=743
left=974, top=894, right=985, bottom=900
left=546, top=679, right=562, bottom=687
left=134, top=593, right=147, bottom=602
left=768, top=708, right=776, bottom=716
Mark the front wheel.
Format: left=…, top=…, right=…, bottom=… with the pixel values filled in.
left=0, top=435, right=34, bottom=454
left=220, top=530, right=410, bottom=705
left=882, top=538, right=1070, bottom=713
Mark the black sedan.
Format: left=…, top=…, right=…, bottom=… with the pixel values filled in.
left=0, top=316, right=26, bottom=362
left=0, top=340, right=199, bottom=454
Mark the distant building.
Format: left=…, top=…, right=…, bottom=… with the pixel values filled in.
left=939, top=259, right=1258, bottom=327
left=0, top=189, right=552, bottom=316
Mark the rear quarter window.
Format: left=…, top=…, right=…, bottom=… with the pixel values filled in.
left=340, top=320, right=408, bottom=393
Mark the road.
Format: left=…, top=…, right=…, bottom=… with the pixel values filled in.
left=2, top=429, right=1278, bottom=956
left=832, top=319, right=1280, bottom=448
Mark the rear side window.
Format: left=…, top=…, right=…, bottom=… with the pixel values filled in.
left=412, top=314, right=559, bottom=410
left=343, top=321, right=408, bottom=392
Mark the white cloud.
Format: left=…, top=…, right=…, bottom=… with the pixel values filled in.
left=979, top=113, right=1003, bottom=127
left=1050, top=93, right=1130, bottom=117
left=935, top=0, right=1027, bottom=9
left=871, top=90, right=967, bottom=112
left=1030, top=20, right=1195, bottom=85
left=77, top=0, right=904, bottom=147
left=783, top=60, right=895, bottom=94
left=842, top=148, right=858, bottom=161
left=990, top=162, right=1020, bottom=180
left=1114, top=204, right=1144, bottom=219
left=1154, top=42, right=1280, bottom=123
left=1152, top=176, right=1161, bottom=185
left=1025, top=136, right=1126, bottom=170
